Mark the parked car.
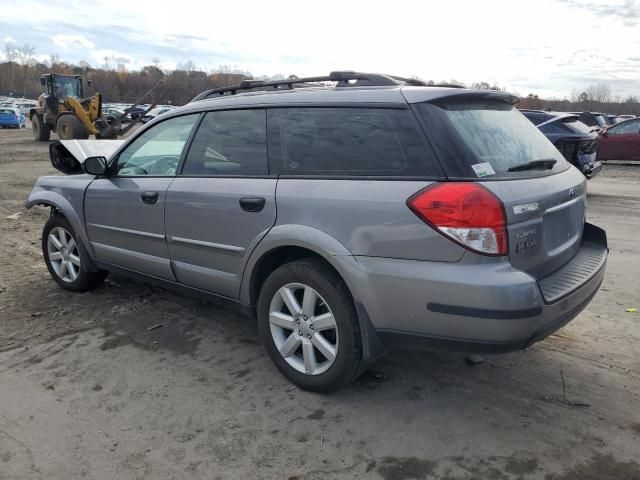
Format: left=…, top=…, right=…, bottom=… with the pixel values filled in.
left=520, top=109, right=601, bottom=178
left=27, top=72, right=608, bottom=392
left=606, top=114, right=620, bottom=125
left=127, top=106, right=148, bottom=120
left=597, top=117, right=640, bottom=161
left=14, top=101, right=38, bottom=115
left=0, top=107, right=26, bottom=128
left=102, top=107, right=133, bottom=123
left=141, top=105, right=175, bottom=123
left=573, top=111, right=609, bottom=130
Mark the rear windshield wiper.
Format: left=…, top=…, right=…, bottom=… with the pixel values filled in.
left=507, top=159, right=557, bottom=172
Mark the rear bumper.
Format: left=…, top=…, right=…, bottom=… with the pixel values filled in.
left=583, top=160, right=602, bottom=179
left=352, top=223, right=607, bottom=354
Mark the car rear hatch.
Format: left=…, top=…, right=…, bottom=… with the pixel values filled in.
left=410, top=92, right=588, bottom=278
left=0, top=109, right=17, bottom=122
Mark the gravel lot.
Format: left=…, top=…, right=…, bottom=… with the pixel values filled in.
left=0, top=127, right=639, bottom=480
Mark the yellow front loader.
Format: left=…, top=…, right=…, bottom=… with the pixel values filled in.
left=29, top=74, right=157, bottom=141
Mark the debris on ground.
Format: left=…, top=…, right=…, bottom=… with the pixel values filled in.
left=466, top=354, right=485, bottom=365
left=624, top=308, right=637, bottom=313
left=147, top=323, right=167, bottom=331
left=6, top=212, right=21, bottom=220
left=561, top=368, right=590, bottom=407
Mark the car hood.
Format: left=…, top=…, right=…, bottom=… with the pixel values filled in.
left=59, top=139, right=125, bottom=163
left=50, top=140, right=125, bottom=175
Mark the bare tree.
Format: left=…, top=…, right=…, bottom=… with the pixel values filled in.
left=178, top=60, right=197, bottom=72
left=16, top=44, right=36, bottom=97
left=586, top=83, right=612, bottom=104
left=3, top=41, right=17, bottom=92
left=49, top=53, right=61, bottom=73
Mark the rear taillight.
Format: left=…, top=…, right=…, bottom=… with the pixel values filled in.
left=407, top=183, right=508, bottom=256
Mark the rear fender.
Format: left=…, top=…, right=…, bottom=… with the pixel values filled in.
left=239, top=224, right=386, bottom=362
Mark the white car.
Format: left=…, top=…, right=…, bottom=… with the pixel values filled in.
left=14, top=101, right=38, bottom=115
left=141, top=105, right=175, bottom=123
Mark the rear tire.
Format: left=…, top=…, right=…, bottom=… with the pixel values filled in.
left=32, top=114, right=51, bottom=141
left=42, top=215, right=107, bottom=292
left=56, top=115, right=89, bottom=140
left=257, top=259, right=364, bottom=392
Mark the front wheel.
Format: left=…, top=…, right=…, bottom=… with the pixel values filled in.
left=257, top=259, right=364, bottom=392
left=42, top=215, right=107, bottom=292
left=32, top=114, right=51, bottom=141
left=56, top=115, right=89, bottom=140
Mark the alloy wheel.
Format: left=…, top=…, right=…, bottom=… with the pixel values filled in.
left=47, top=227, right=81, bottom=282
left=269, top=283, right=339, bottom=375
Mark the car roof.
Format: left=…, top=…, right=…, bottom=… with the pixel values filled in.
left=168, top=85, right=516, bottom=116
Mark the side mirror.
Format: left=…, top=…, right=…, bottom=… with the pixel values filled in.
left=87, top=79, right=92, bottom=87
left=84, top=156, right=108, bottom=175
left=40, top=77, right=46, bottom=86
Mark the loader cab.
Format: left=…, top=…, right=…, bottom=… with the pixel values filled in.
left=41, top=74, right=83, bottom=100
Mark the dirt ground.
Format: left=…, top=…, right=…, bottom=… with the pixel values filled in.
left=0, top=126, right=639, bottom=480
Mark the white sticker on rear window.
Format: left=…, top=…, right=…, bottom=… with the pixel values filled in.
left=471, top=162, right=496, bottom=178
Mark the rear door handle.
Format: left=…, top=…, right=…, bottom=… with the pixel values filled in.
left=141, top=191, right=159, bottom=204
left=239, top=197, right=266, bottom=212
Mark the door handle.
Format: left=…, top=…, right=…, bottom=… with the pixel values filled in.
left=239, top=197, right=266, bottom=212
left=141, top=191, right=159, bottom=204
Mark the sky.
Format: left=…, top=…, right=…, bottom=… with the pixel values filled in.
left=1, top=0, right=639, bottom=99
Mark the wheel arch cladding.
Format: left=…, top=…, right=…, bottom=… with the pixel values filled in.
left=240, top=224, right=385, bottom=362
left=25, top=190, right=95, bottom=263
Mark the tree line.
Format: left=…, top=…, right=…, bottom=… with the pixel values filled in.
left=0, top=41, right=638, bottom=115
left=512, top=84, right=639, bottom=116
left=0, top=43, right=251, bottom=105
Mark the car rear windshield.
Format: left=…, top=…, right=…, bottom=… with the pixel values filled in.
left=414, top=99, right=569, bottom=179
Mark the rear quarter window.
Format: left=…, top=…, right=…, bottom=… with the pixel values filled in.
left=415, top=99, right=569, bottom=180
left=267, top=107, right=443, bottom=177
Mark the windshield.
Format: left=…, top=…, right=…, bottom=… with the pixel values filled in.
left=52, top=77, right=81, bottom=98
left=414, top=99, right=569, bottom=179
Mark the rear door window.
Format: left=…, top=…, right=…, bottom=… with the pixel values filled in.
left=268, top=107, right=442, bottom=177
left=415, top=99, right=569, bottom=179
left=181, top=109, right=267, bottom=176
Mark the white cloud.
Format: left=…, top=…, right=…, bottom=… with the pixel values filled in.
left=3, top=36, right=16, bottom=44
left=2, top=0, right=639, bottom=98
left=52, top=34, right=94, bottom=50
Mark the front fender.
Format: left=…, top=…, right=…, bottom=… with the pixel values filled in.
left=25, top=188, right=92, bottom=257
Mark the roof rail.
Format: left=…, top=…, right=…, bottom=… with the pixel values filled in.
left=190, top=71, right=428, bottom=102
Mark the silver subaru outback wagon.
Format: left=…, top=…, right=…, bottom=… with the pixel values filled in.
left=27, top=72, right=608, bottom=392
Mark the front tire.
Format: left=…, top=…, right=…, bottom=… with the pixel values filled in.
left=32, top=114, right=51, bottom=141
left=56, top=115, right=89, bottom=140
left=257, top=259, right=364, bottom=392
left=42, top=215, right=107, bottom=292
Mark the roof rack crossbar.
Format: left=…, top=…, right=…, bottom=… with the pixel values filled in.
left=191, top=71, right=426, bottom=102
